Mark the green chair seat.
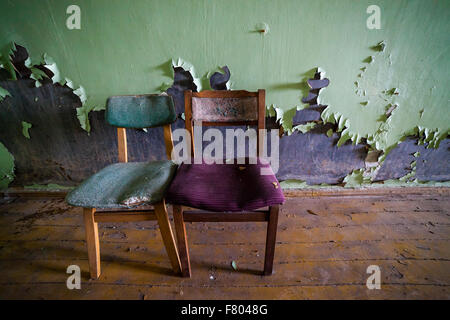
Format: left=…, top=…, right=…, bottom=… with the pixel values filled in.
left=66, top=161, right=178, bottom=208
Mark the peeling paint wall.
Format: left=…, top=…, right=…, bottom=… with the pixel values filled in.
left=0, top=0, right=449, bottom=189
left=0, top=142, right=14, bottom=189
left=1, top=0, right=446, bottom=115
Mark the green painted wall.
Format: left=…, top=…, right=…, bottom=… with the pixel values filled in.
left=0, top=142, right=14, bottom=189
left=0, top=0, right=449, bottom=188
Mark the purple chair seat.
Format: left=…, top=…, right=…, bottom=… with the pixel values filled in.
left=166, top=159, right=285, bottom=212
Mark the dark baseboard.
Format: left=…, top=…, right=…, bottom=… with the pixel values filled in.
left=1, top=185, right=449, bottom=200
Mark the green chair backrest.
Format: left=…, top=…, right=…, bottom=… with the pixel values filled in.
left=105, top=94, right=177, bottom=128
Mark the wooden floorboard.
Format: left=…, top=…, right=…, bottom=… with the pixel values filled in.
left=0, top=188, right=449, bottom=299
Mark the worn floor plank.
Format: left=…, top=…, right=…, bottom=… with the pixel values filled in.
left=0, top=188, right=449, bottom=299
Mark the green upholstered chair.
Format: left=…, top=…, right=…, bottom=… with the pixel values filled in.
left=66, top=94, right=181, bottom=279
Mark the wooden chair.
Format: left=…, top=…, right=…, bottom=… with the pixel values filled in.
left=66, top=94, right=181, bottom=279
left=167, top=90, right=285, bottom=277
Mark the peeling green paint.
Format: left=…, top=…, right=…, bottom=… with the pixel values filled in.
left=0, top=43, right=18, bottom=80
left=3, top=44, right=97, bottom=133
left=382, top=180, right=450, bottom=188
left=0, top=142, right=14, bottom=190
left=24, top=57, right=48, bottom=87
left=162, top=59, right=231, bottom=93
left=21, top=121, right=32, bottom=139
left=280, top=179, right=334, bottom=189
left=0, top=0, right=448, bottom=188
left=321, top=35, right=449, bottom=157
left=280, top=179, right=311, bottom=189
left=42, top=53, right=65, bottom=85
left=206, top=65, right=232, bottom=90
left=340, top=154, right=450, bottom=188
left=267, top=104, right=312, bottom=135
left=398, top=160, right=417, bottom=182
left=45, top=55, right=96, bottom=132
left=267, top=105, right=294, bottom=134
left=45, top=58, right=100, bottom=133
left=326, top=128, right=333, bottom=137
left=172, top=58, right=202, bottom=92
left=0, top=85, right=10, bottom=101
left=75, top=103, right=104, bottom=133
left=282, top=178, right=450, bottom=189
left=343, top=168, right=371, bottom=188
left=292, top=122, right=317, bottom=134
left=0, top=55, right=10, bottom=99
left=44, top=55, right=101, bottom=133
left=372, top=40, right=386, bottom=52
left=1, top=0, right=446, bottom=144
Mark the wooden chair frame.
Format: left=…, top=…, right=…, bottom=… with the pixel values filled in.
left=83, top=125, right=181, bottom=279
left=173, top=89, right=280, bottom=277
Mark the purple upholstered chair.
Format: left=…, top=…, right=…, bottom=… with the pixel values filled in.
left=167, top=90, right=285, bottom=277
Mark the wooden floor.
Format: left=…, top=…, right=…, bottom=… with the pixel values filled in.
left=0, top=187, right=449, bottom=299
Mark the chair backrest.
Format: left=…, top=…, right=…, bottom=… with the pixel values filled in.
left=105, top=94, right=176, bottom=162
left=106, top=94, right=176, bottom=128
left=184, top=89, right=266, bottom=157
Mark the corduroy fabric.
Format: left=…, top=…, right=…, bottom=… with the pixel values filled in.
left=166, top=159, right=285, bottom=212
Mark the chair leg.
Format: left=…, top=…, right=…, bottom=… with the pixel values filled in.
left=173, top=205, right=191, bottom=277
left=154, top=200, right=182, bottom=275
left=83, top=208, right=101, bottom=279
left=264, top=205, right=279, bottom=275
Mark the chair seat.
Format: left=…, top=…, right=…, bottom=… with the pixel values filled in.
left=66, top=161, right=178, bottom=208
left=166, top=159, right=285, bottom=212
